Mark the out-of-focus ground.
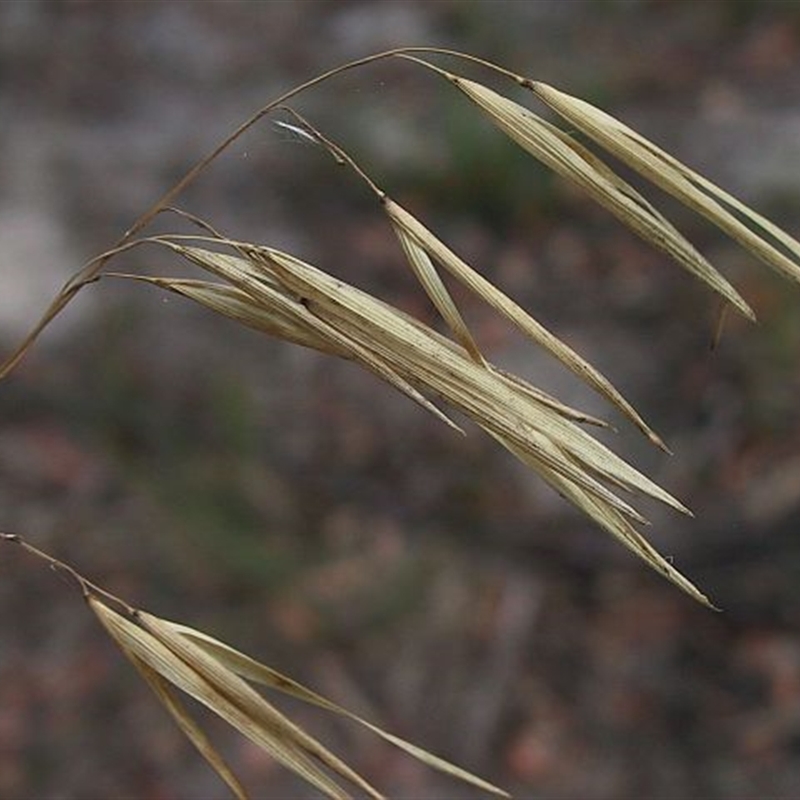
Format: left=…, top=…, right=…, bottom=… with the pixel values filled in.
left=2, top=1, right=800, bottom=798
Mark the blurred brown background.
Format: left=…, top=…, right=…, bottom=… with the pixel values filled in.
left=2, top=1, right=800, bottom=798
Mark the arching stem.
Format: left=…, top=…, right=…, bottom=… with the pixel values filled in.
left=0, top=46, right=498, bottom=379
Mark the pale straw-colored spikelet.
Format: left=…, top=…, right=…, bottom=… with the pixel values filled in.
left=527, top=81, right=800, bottom=286
left=89, top=595, right=510, bottom=799
left=113, top=231, right=710, bottom=607
left=439, top=70, right=756, bottom=321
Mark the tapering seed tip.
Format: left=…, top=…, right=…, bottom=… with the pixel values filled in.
left=650, top=430, right=672, bottom=455
left=731, top=295, right=757, bottom=323
left=699, top=595, right=721, bottom=612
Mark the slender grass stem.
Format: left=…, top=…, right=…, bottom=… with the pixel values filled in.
left=0, top=46, right=483, bottom=379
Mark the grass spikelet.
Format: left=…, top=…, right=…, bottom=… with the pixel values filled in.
left=382, top=199, right=669, bottom=450
left=392, top=223, right=486, bottom=366
left=527, top=81, right=800, bottom=285
left=157, top=619, right=511, bottom=798
left=276, top=106, right=489, bottom=368
left=7, top=532, right=513, bottom=795
left=83, top=587, right=515, bottom=799
left=107, top=231, right=710, bottom=605
left=405, top=59, right=755, bottom=321
left=91, top=598, right=382, bottom=800
left=118, top=271, right=606, bottom=431
left=274, top=109, right=661, bottom=447
left=131, top=242, right=463, bottom=434
left=112, top=641, right=250, bottom=800
left=490, top=432, right=713, bottom=608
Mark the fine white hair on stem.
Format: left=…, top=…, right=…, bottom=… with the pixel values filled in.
left=272, top=119, right=322, bottom=146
